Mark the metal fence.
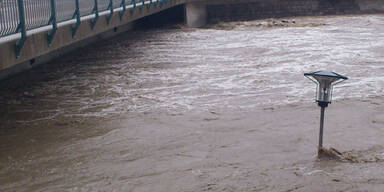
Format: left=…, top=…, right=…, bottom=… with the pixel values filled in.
left=0, top=0, right=20, bottom=37
left=0, top=0, right=169, bottom=38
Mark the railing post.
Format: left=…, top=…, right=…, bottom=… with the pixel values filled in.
left=15, top=0, right=27, bottom=58
left=130, top=0, right=136, bottom=16
left=106, top=0, right=113, bottom=24
left=139, top=0, right=144, bottom=12
left=72, top=0, right=81, bottom=37
left=47, top=0, right=57, bottom=46
left=146, top=0, right=152, bottom=10
left=119, top=0, right=126, bottom=20
left=159, top=0, right=163, bottom=8
left=90, top=0, right=99, bottom=29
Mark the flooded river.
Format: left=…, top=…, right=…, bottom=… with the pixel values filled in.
left=1, top=14, right=384, bottom=191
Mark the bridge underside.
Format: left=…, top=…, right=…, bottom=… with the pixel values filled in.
left=1, top=0, right=384, bottom=80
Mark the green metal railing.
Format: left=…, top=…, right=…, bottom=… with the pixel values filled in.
left=0, top=0, right=177, bottom=57
left=0, top=0, right=175, bottom=37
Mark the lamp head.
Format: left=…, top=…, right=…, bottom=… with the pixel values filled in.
left=304, top=71, right=348, bottom=107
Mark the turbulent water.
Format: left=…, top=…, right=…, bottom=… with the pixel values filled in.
left=2, top=15, right=384, bottom=120
left=0, top=14, right=384, bottom=191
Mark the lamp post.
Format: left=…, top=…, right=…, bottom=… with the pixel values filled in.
left=304, top=71, right=348, bottom=156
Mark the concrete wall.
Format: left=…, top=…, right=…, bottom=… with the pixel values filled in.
left=0, top=0, right=187, bottom=80
left=357, top=0, right=384, bottom=12
left=206, top=0, right=384, bottom=22
left=185, top=2, right=207, bottom=27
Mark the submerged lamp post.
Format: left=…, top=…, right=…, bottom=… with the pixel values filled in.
left=304, top=71, right=348, bottom=155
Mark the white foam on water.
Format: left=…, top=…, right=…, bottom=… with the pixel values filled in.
left=3, top=15, right=384, bottom=120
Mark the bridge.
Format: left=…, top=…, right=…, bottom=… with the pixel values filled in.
left=0, top=0, right=383, bottom=79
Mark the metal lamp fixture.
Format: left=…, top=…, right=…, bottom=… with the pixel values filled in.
left=304, top=71, right=348, bottom=155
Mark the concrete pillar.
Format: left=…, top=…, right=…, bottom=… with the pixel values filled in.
left=185, top=2, right=207, bottom=27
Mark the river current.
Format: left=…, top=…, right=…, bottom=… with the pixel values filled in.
left=0, top=14, right=384, bottom=191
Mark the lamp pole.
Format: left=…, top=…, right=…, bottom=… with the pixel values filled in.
left=319, top=105, right=325, bottom=150
left=304, top=71, right=348, bottom=157
left=318, top=101, right=328, bottom=155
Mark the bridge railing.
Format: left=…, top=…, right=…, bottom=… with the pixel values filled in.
left=0, top=0, right=169, bottom=38
left=0, top=0, right=20, bottom=37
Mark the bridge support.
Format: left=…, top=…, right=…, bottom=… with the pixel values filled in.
left=185, top=2, right=206, bottom=27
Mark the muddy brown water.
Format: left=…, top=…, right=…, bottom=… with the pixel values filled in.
left=1, top=15, right=384, bottom=191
